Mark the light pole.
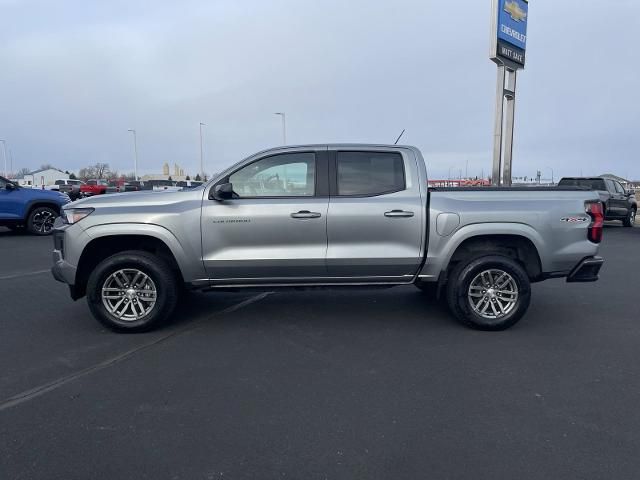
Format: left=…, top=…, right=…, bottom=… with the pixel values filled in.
left=0, top=140, right=7, bottom=177
left=546, top=167, right=554, bottom=185
left=199, top=122, right=206, bottom=180
left=274, top=112, right=286, bottom=145
left=127, top=129, right=138, bottom=180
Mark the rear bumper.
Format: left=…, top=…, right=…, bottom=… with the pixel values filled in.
left=566, top=256, right=604, bottom=283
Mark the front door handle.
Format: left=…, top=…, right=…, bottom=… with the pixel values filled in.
left=384, top=210, right=414, bottom=218
left=291, top=210, right=322, bottom=219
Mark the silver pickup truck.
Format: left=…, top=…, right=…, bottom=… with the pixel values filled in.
left=52, top=144, right=604, bottom=332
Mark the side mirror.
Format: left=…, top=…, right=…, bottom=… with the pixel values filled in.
left=5, top=182, right=15, bottom=191
left=210, top=182, right=234, bottom=201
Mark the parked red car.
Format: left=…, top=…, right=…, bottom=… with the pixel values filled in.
left=80, top=179, right=108, bottom=197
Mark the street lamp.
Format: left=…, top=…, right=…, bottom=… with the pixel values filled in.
left=274, top=112, right=286, bottom=145
left=546, top=167, right=555, bottom=185
left=0, top=140, right=7, bottom=177
left=199, top=122, right=206, bottom=180
left=127, top=129, right=138, bottom=180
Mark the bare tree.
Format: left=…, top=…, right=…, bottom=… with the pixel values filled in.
left=94, top=163, right=110, bottom=179
left=17, top=167, right=30, bottom=178
left=78, top=167, right=95, bottom=180
left=39, top=163, right=55, bottom=170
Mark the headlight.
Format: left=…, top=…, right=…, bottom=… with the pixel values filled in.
left=62, top=208, right=94, bottom=224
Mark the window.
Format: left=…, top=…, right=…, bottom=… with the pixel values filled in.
left=336, top=151, right=405, bottom=196
left=558, top=178, right=606, bottom=190
left=229, top=152, right=315, bottom=197
left=605, top=179, right=616, bottom=193
left=55, top=180, right=65, bottom=185
left=0, top=178, right=7, bottom=188
left=614, top=182, right=625, bottom=194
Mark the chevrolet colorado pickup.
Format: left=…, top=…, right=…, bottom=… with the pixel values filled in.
left=0, top=176, right=70, bottom=234
left=52, top=145, right=604, bottom=332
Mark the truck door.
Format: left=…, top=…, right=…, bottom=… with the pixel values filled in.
left=201, top=149, right=329, bottom=282
left=325, top=149, right=425, bottom=280
left=606, top=179, right=625, bottom=217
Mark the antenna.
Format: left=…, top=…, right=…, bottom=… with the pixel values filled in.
left=394, top=129, right=405, bottom=145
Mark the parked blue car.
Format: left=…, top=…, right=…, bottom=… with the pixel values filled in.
left=0, top=176, right=71, bottom=235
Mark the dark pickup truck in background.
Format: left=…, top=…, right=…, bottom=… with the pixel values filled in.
left=558, top=177, right=637, bottom=227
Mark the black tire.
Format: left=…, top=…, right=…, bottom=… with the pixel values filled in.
left=86, top=250, right=179, bottom=332
left=446, top=255, right=531, bottom=331
left=26, top=206, right=58, bottom=235
left=622, top=208, right=636, bottom=227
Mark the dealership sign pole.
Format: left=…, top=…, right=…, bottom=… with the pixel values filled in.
left=490, top=0, right=528, bottom=186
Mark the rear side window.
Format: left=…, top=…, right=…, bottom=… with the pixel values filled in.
left=558, top=178, right=606, bottom=190
left=614, top=182, right=625, bottom=194
left=336, top=151, right=405, bottom=196
left=55, top=180, right=65, bottom=185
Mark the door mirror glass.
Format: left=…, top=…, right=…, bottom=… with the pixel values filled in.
left=6, top=182, right=15, bottom=190
left=211, top=182, right=234, bottom=201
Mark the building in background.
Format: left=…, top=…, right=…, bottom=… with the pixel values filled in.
left=141, top=162, right=189, bottom=182
left=22, top=168, right=68, bottom=188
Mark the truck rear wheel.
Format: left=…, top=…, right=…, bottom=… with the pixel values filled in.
left=86, top=250, right=179, bottom=332
left=622, top=208, right=636, bottom=227
left=446, top=255, right=531, bottom=331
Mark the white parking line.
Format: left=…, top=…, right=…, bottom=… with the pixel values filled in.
left=0, top=269, right=50, bottom=281
left=0, top=292, right=272, bottom=412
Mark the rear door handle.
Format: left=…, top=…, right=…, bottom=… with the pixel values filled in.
left=291, top=210, right=322, bottom=219
left=384, top=210, right=414, bottom=218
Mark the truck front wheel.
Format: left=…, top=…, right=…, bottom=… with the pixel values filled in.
left=446, top=255, right=531, bottom=331
left=622, top=208, right=636, bottom=227
left=86, top=250, right=179, bottom=332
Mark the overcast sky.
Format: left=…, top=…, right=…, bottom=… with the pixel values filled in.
left=1, top=0, right=639, bottom=180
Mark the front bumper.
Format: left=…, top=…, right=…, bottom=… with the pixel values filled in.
left=51, top=246, right=76, bottom=285
left=567, top=256, right=604, bottom=283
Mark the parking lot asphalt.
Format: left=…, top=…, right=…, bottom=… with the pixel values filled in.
left=1, top=224, right=639, bottom=479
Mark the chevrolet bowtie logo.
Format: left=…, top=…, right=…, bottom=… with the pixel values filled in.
left=504, top=0, right=527, bottom=22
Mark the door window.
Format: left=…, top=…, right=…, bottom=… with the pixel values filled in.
left=336, top=151, right=405, bottom=196
left=614, top=182, right=625, bottom=194
left=229, top=152, right=316, bottom=198
left=606, top=179, right=616, bottom=193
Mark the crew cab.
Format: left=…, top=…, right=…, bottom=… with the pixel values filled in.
left=80, top=179, right=108, bottom=197
left=558, top=177, right=637, bottom=227
left=0, top=176, right=70, bottom=234
left=52, top=145, right=604, bottom=332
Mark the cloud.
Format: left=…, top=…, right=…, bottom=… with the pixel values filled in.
left=0, top=0, right=638, bottom=180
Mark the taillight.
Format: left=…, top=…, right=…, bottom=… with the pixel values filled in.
left=585, top=201, right=604, bottom=243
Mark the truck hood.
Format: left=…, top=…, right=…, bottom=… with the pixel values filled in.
left=69, top=188, right=203, bottom=208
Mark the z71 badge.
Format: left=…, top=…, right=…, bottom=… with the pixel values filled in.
left=560, top=217, right=589, bottom=223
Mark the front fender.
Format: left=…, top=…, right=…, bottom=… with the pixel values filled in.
left=82, top=223, right=206, bottom=282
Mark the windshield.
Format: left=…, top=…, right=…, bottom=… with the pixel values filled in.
left=558, top=178, right=606, bottom=190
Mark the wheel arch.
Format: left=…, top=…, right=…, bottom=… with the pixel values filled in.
left=24, top=201, right=63, bottom=221
left=74, top=228, right=193, bottom=299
